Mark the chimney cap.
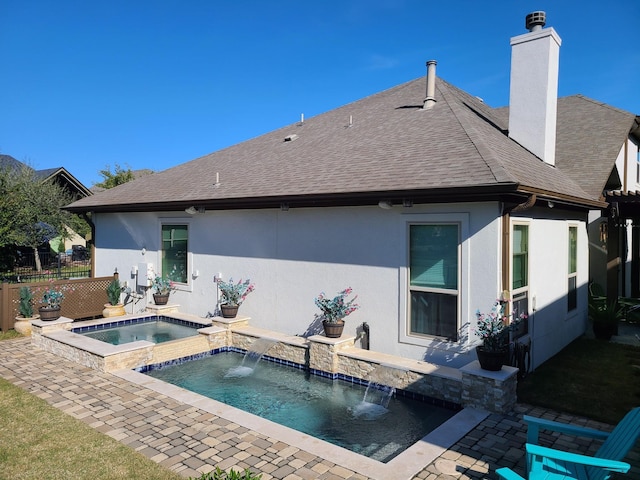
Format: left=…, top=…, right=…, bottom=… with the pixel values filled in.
left=525, top=11, right=546, bottom=32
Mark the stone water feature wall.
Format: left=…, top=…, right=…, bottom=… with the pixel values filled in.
left=32, top=312, right=518, bottom=414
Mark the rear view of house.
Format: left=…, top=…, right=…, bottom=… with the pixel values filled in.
left=67, top=12, right=639, bottom=371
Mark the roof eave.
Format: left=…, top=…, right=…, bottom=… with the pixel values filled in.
left=66, top=183, right=603, bottom=214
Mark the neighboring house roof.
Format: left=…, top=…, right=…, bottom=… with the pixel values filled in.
left=66, top=76, right=626, bottom=214
left=0, top=155, right=92, bottom=199
left=0, top=154, right=25, bottom=170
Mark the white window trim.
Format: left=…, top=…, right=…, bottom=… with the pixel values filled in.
left=567, top=224, right=578, bottom=311
left=158, top=217, right=194, bottom=293
left=399, top=212, right=469, bottom=350
left=511, top=221, right=530, bottom=299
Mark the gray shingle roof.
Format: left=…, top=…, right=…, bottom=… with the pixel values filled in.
left=67, top=76, right=633, bottom=213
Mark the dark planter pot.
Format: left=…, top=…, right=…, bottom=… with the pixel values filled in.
left=593, top=322, right=616, bottom=340
left=221, top=304, right=239, bottom=318
left=38, top=306, right=61, bottom=322
left=322, top=319, right=345, bottom=338
left=153, top=293, right=170, bottom=305
left=476, top=345, right=509, bottom=371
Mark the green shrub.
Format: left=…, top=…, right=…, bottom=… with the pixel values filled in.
left=18, top=286, right=34, bottom=317
left=106, top=278, right=122, bottom=306
left=189, top=467, right=262, bottom=480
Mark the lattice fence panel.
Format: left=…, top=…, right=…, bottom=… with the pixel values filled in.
left=1, top=277, right=113, bottom=331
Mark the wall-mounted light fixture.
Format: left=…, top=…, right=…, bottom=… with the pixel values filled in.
left=185, top=206, right=205, bottom=215
left=378, top=200, right=393, bottom=210
left=547, top=201, right=555, bottom=209
left=403, top=199, right=413, bottom=208
left=280, top=203, right=289, bottom=211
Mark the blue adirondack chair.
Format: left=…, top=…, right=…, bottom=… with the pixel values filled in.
left=496, top=407, right=640, bottom=479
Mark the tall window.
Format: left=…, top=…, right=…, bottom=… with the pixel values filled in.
left=568, top=226, right=578, bottom=311
left=512, top=224, right=529, bottom=336
left=161, top=224, right=188, bottom=283
left=409, top=223, right=459, bottom=340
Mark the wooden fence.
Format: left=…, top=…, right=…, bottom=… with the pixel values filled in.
left=0, top=276, right=113, bottom=332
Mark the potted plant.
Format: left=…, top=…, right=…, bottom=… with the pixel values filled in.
left=474, top=300, right=526, bottom=371
left=588, top=297, right=623, bottom=340
left=102, top=278, right=125, bottom=318
left=14, top=286, right=40, bottom=335
left=37, top=281, right=72, bottom=321
left=150, top=275, right=176, bottom=305
left=216, top=278, right=255, bottom=318
left=314, top=287, right=359, bottom=338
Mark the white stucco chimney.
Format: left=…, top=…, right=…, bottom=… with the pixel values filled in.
left=508, top=11, right=561, bottom=166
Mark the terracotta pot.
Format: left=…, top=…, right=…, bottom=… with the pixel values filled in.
left=220, top=304, right=239, bottom=318
left=38, top=306, right=61, bottom=321
left=476, top=345, right=509, bottom=371
left=153, top=293, right=170, bottom=305
left=322, top=319, right=345, bottom=338
left=14, top=315, right=40, bottom=336
left=102, top=303, right=126, bottom=318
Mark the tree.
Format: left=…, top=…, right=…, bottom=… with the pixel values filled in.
left=0, top=165, right=76, bottom=271
left=94, top=164, right=135, bottom=189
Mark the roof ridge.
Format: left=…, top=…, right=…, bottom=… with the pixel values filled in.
left=568, top=94, right=638, bottom=117
left=438, top=82, right=515, bottom=183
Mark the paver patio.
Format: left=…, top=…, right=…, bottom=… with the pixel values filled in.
left=0, top=337, right=638, bottom=479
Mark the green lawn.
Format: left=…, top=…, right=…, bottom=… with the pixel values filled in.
left=517, top=337, right=640, bottom=424
left=0, top=376, right=184, bottom=480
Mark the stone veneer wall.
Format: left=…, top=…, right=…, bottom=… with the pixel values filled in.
left=31, top=313, right=518, bottom=414
left=459, top=362, right=518, bottom=413
left=336, top=355, right=462, bottom=405
left=34, top=333, right=110, bottom=371
left=230, top=327, right=308, bottom=366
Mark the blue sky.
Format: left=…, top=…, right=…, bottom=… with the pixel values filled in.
left=1, top=1, right=638, bottom=188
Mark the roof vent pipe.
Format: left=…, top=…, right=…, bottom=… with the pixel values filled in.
left=423, top=60, right=437, bottom=110
left=525, top=11, right=546, bottom=32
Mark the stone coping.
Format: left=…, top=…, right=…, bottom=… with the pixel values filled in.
left=460, top=360, right=518, bottom=380
left=116, top=368, right=489, bottom=480
left=41, top=312, right=215, bottom=358
left=71, top=311, right=213, bottom=329
left=339, top=346, right=463, bottom=381
left=45, top=328, right=154, bottom=357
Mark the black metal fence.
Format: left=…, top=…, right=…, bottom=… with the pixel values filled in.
left=1, top=247, right=91, bottom=283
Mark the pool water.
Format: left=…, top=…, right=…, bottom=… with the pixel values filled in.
left=144, top=352, right=457, bottom=463
left=80, top=319, right=199, bottom=345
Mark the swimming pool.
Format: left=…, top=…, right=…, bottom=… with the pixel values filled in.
left=73, top=316, right=201, bottom=345
left=142, top=350, right=458, bottom=463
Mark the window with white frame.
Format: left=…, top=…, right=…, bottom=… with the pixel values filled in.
left=161, top=224, right=188, bottom=284
left=408, top=223, right=459, bottom=341
left=636, top=147, right=640, bottom=184
left=512, top=223, right=529, bottom=336
left=568, top=225, right=578, bottom=311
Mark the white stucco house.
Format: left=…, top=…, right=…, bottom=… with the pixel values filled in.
left=66, top=12, right=639, bottom=371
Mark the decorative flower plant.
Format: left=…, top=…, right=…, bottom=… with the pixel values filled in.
left=151, top=275, right=176, bottom=295
left=314, top=287, right=359, bottom=323
left=216, top=278, right=255, bottom=306
left=475, top=300, right=527, bottom=352
left=37, top=281, right=74, bottom=309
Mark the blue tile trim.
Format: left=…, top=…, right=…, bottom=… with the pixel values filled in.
left=72, top=315, right=203, bottom=334
left=135, top=348, right=461, bottom=410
